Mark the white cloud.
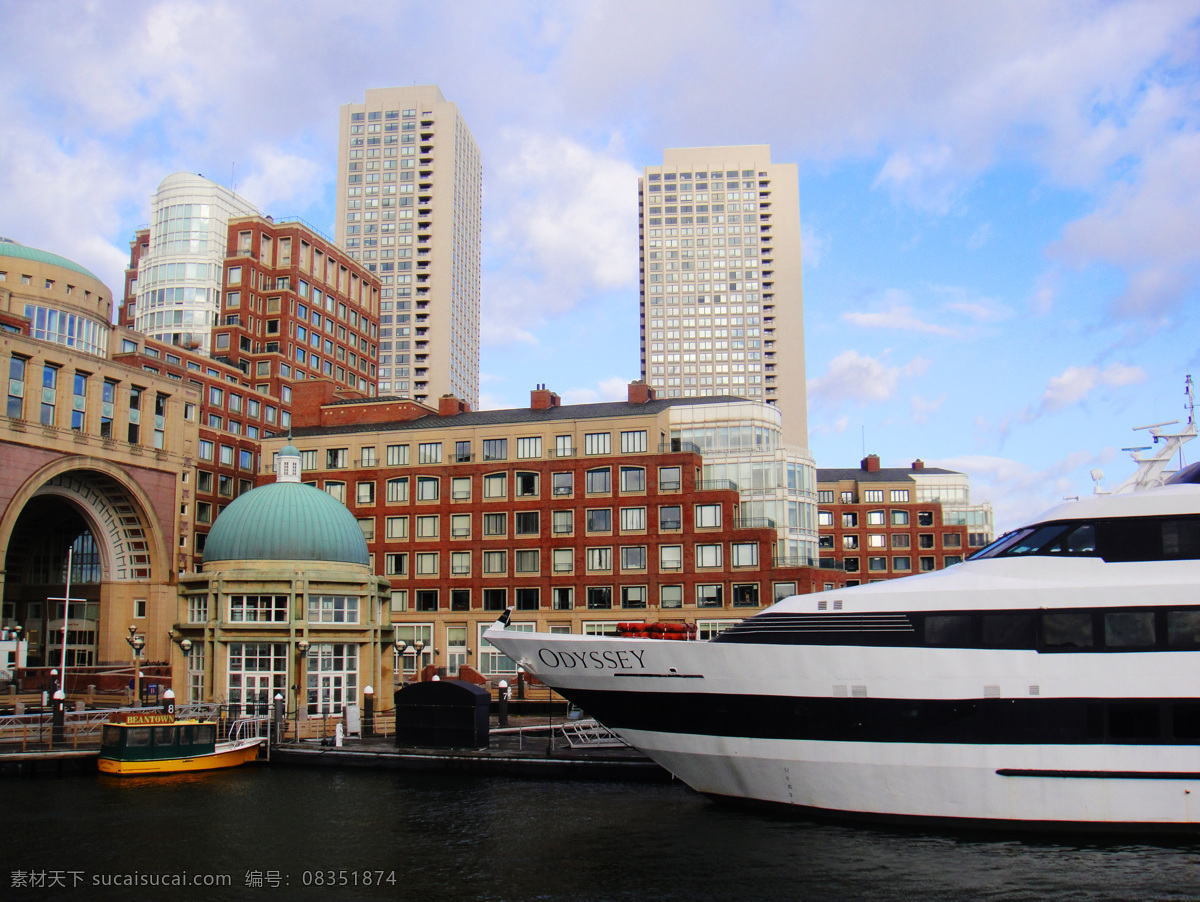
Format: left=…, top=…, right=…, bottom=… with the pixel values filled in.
left=809, top=350, right=930, bottom=407
left=800, top=223, right=827, bottom=269
left=234, top=149, right=324, bottom=214
left=966, top=221, right=991, bottom=250
left=842, top=300, right=959, bottom=336
left=910, top=393, right=947, bottom=424
left=1041, top=363, right=1147, bottom=413
left=559, top=376, right=631, bottom=406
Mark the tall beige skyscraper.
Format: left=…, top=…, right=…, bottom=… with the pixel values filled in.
left=639, top=145, right=808, bottom=446
left=336, top=86, right=482, bottom=408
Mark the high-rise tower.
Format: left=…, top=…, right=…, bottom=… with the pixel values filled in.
left=639, top=145, right=808, bottom=446
left=336, top=86, right=482, bottom=409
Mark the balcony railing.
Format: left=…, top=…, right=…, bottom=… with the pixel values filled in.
left=698, top=479, right=739, bottom=492
left=733, top=517, right=778, bottom=530
left=658, top=440, right=701, bottom=454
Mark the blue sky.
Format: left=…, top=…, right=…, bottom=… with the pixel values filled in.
left=2, top=1, right=1199, bottom=531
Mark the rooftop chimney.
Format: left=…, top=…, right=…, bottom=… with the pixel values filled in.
left=861, top=454, right=881, bottom=473
left=627, top=380, right=656, bottom=404
left=912, top=459, right=925, bottom=470
left=438, top=394, right=470, bottom=417
left=530, top=384, right=560, bottom=410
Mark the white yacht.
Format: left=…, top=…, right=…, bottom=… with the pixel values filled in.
left=486, top=469, right=1200, bottom=831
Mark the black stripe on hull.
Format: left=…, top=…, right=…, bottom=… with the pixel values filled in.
left=702, top=792, right=1200, bottom=836
left=555, top=687, right=1200, bottom=745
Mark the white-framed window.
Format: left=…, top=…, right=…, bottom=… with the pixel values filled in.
left=584, top=432, right=611, bottom=455
left=451, top=476, right=470, bottom=500
left=386, top=516, right=409, bottom=539
left=891, top=489, right=910, bottom=502
left=360, top=446, right=377, bottom=467
left=451, top=551, right=470, bottom=575
left=483, top=550, right=507, bottom=574
left=227, top=643, right=286, bottom=716
left=586, top=468, right=611, bottom=493
left=696, top=585, right=723, bottom=608
left=386, top=553, right=408, bottom=575
left=552, top=510, right=573, bottom=534
left=451, top=513, right=470, bottom=538
left=818, top=510, right=833, bottom=527
left=731, top=542, right=759, bottom=567
left=188, top=595, right=209, bottom=623
left=864, top=489, right=884, bottom=503
left=891, top=510, right=910, bottom=526
left=586, top=587, right=613, bottom=609
left=306, top=643, right=358, bottom=716
left=620, top=430, right=648, bottom=453
left=696, top=543, right=722, bottom=568
left=552, top=472, right=573, bottom=495
left=483, top=512, right=506, bottom=536
left=554, top=435, right=573, bottom=457
left=415, top=552, right=438, bottom=575
left=867, top=534, right=887, bottom=548
left=516, top=436, right=542, bottom=459
left=416, top=515, right=439, bottom=538
left=229, top=594, right=287, bottom=623
left=356, top=481, right=375, bottom=504
left=307, top=595, right=359, bottom=623
left=658, top=466, right=682, bottom=491
left=552, top=548, right=573, bottom=572
left=416, top=476, right=439, bottom=501
left=866, top=510, right=886, bottom=526
left=553, top=586, right=574, bottom=609
left=660, top=585, right=683, bottom=608
left=695, top=503, right=721, bottom=528
left=697, top=618, right=735, bottom=638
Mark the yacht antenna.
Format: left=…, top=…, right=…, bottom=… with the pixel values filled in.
left=1105, top=375, right=1197, bottom=493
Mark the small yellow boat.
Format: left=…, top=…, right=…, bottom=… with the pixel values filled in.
left=97, top=711, right=265, bottom=775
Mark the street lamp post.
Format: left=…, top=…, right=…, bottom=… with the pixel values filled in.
left=124, top=626, right=145, bottom=707
left=179, top=638, right=193, bottom=704
left=295, top=639, right=310, bottom=739
left=394, top=639, right=409, bottom=686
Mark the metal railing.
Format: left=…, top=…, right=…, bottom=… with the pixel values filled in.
left=698, top=479, right=739, bottom=492
left=658, top=441, right=701, bottom=454
left=733, top=517, right=778, bottom=529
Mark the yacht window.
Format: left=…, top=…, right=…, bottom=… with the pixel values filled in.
left=1042, top=612, right=1094, bottom=649
left=982, top=613, right=1035, bottom=649
left=1167, top=610, right=1200, bottom=648
left=923, top=615, right=971, bottom=646
left=1104, top=611, right=1156, bottom=648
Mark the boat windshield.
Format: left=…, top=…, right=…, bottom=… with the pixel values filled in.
left=971, top=515, right=1200, bottom=562
left=971, top=522, right=1097, bottom=559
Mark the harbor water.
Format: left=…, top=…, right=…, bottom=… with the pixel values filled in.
left=5, top=767, right=1200, bottom=901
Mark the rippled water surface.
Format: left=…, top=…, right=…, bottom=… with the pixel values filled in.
left=6, top=767, right=1200, bottom=901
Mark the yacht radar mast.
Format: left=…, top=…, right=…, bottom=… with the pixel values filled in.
left=1098, top=375, right=1196, bottom=494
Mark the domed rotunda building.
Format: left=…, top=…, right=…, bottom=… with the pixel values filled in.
left=176, top=445, right=389, bottom=722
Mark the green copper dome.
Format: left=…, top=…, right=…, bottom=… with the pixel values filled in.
left=203, top=481, right=369, bottom=565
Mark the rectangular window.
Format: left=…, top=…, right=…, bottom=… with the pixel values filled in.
left=386, top=516, right=409, bottom=539
left=584, top=432, right=611, bottom=455
left=891, top=489, right=910, bottom=502
left=451, top=513, right=470, bottom=538
left=516, top=436, right=542, bottom=459
left=697, top=584, right=723, bottom=607
left=515, top=511, right=540, bottom=535
left=454, top=440, right=471, bottom=463
left=866, top=510, right=886, bottom=526
left=356, top=482, right=375, bottom=504
left=327, top=448, right=347, bottom=468
left=451, top=551, right=470, bottom=575
left=660, top=585, right=683, bottom=609
left=483, top=550, right=507, bottom=574
left=415, top=590, right=438, bottom=612
left=483, top=512, right=506, bottom=536
left=229, top=595, right=288, bottom=622
left=586, top=547, right=612, bottom=571
left=552, top=548, right=573, bottom=572
left=620, top=430, right=648, bottom=453
left=553, top=586, right=574, bottom=610
left=621, top=507, right=646, bottom=531
left=732, top=584, right=760, bottom=607
left=658, top=466, right=682, bottom=491
left=418, top=442, right=442, bottom=464
left=659, top=505, right=682, bottom=530
left=324, top=481, right=346, bottom=503
left=483, top=588, right=507, bottom=611
left=415, top=552, right=438, bottom=575
left=554, top=435, right=573, bottom=457
left=451, top=476, right=470, bottom=500
left=416, top=515, right=439, bottom=538
left=515, top=587, right=539, bottom=610
left=515, top=549, right=539, bottom=573
left=586, top=586, right=613, bottom=609
left=621, top=586, right=647, bottom=609
left=732, top=542, right=759, bottom=567
left=695, top=504, right=721, bottom=528
left=482, top=438, right=507, bottom=461
left=696, top=543, right=722, bottom=568
left=416, top=476, right=439, bottom=501
left=7, top=355, right=25, bottom=420
left=552, top=510, right=573, bottom=534
left=386, top=444, right=409, bottom=466
left=586, top=468, right=611, bottom=493
left=864, top=490, right=884, bottom=503
left=891, top=510, right=910, bottom=526
left=307, top=595, right=359, bottom=624
left=552, top=472, right=573, bottom=496
left=586, top=508, right=612, bottom=532
left=620, top=546, right=647, bottom=570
